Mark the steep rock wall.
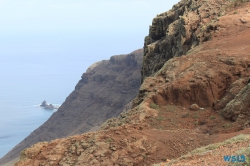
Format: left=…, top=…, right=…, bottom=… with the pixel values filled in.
left=142, top=0, right=231, bottom=81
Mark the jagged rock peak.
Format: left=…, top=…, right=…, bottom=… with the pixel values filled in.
left=141, top=0, right=232, bottom=82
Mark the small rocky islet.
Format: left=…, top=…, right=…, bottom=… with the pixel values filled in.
left=40, top=100, right=58, bottom=110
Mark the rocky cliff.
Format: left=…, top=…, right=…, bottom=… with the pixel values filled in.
left=0, top=49, right=143, bottom=165
left=141, top=0, right=232, bottom=81
left=13, top=0, right=250, bottom=165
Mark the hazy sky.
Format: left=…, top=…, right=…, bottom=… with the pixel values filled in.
left=0, top=0, right=179, bottom=57
left=0, top=0, right=179, bottom=34
left=0, top=0, right=181, bottom=80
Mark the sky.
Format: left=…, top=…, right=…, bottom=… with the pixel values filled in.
left=0, top=0, right=180, bottom=63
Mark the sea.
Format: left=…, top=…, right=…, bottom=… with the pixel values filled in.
left=0, top=34, right=103, bottom=158
left=0, top=55, right=84, bottom=158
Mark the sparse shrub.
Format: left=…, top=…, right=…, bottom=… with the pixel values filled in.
left=193, top=113, right=199, bottom=119
left=245, top=157, right=250, bottom=166
left=150, top=103, right=159, bottom=110
left=169, top=105, right=176, bottom=113
left=165, top=105, right=176, bottom=112
left=143, top=154, right=147, bottom=159
left=230, top=0, right=249, bottom=7
left=106, top=138, right=112, bottom=143
left=181, top=113, right=190, bottom=118
left=210, top=115, right=215, bottom=119
left=157, top=116, right=164, bottom=121
left=223, top=123, right=231, bottom=128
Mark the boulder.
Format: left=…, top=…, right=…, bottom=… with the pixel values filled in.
left=189, top=104, right=200, bottom=111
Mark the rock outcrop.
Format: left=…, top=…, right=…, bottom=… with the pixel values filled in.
left=40, top=100, right=56, bottom=110
left=0, top=49, right=143, bottom=165
left=40, top=100, right=47, bottom=107
left=11, top=0, right=250, bottom=165
left=222, top=83, right=250, bottom=123
left=141, top=0, right=232, bottom=81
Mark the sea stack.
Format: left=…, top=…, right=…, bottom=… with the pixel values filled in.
left=40, top=100, right=55, bottom=110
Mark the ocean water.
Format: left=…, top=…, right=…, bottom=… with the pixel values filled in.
left=0, top=53, right=89, bottom=158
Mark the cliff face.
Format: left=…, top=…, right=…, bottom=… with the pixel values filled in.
left=0, top=49, right=143, bottom=165
left=141, top=0, right=232, bottom=81
left=13, top=0, right=250, bottom=166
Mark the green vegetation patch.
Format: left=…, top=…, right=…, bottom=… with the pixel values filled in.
left=210, top=115, right=215, bottom=120
left=157, top=115, right=164, bottom=121
left=181, top=113, right=190, bottom=118
left=106, top=138, right=113, bottom=143
left=230, top=0, right=250, bottom=7
left=150, top=103, right=159, bottom=110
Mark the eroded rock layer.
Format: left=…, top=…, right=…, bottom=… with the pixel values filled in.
left=142, top=0, right=232, bottom=81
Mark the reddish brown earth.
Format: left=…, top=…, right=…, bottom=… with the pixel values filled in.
left=160, top=131, right=250, bottom=166
left=14, top=1, right=250, bottom=166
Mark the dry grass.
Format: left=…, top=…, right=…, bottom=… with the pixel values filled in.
left=154, top=134, right=250, bottom=166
